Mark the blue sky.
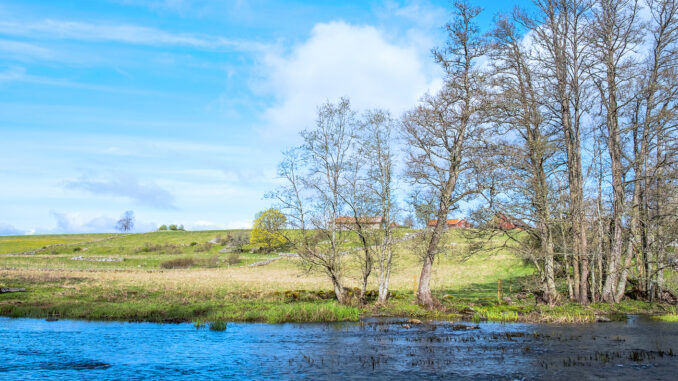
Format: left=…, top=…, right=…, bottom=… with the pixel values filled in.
left=0, top=0, right=532, bottom=235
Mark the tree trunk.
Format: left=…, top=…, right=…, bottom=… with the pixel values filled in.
left=417, top=254, right=435, bottom=307
left=332, top=275, right=346, bottom=304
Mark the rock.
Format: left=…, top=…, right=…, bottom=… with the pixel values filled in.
left=450, top=323, right=480, bottom=331
left=596, top=316, right=611, bottom=323
left=0, top=288, right=26, bottom=293
left=208, top=238, right=219, bottom=244
left=459, top=307, right=476, bottom=316
left=45, top=318, right=59, bottom=322
left=502, top=297, right=512, bottom=304
left=401, top=324, right=411, bottom=329
left=71, top=256, right=123, bottom=262
left=407, top=318, right=423, bottom=325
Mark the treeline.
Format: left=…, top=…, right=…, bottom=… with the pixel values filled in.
left=270, top=0, right=678, bottom=307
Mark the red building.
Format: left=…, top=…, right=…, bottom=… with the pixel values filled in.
left=427, top=218, right=470, bottom=229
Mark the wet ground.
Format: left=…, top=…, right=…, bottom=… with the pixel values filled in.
left=1, top=316, right=676, bottom=380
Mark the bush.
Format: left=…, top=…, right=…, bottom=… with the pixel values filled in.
left=193, top=242, right=213, bottom=253
left=160, top=258, right=194, bottom=269
left=169, top=224, right=178, bottom=231
left=158, top=225, right=168, bottom=231
left=226, top=253, right=241, bottom=265
left=190, top=242, right=198, bottom=246
left=136, top=242, right=181, bottom=254
left=201, top=255, right=220, bottom=268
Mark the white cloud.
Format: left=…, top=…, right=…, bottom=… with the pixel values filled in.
left=0, top=19, right=264, bottom=51
left=258, top=21, right=442, bottom=137
left=0, top=223, right=25, bottom=236
left=0, top=39, right=53, bottom=60
left=0, top=66, right=25, bottom=83
left=65, top=173, right=177, bottom=210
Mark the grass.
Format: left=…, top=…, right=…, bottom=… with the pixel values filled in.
left=0, top=229, right=675, bottom=323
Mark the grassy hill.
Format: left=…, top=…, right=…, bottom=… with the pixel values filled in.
left=0, top=229, right=668, bottom=323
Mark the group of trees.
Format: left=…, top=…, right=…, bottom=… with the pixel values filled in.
left=271, top=0, right=678, bottom=307
left=158, top=224, right=185, bottom=231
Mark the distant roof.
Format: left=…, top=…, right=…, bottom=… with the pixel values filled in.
left=427, top=219, right=466, bottom=226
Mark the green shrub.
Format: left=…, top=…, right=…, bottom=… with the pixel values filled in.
left=169, top=224, right=178, bottom=231
left=158, top=225, right=168, bottom=231
left=160, top=258, right=194, bottom=269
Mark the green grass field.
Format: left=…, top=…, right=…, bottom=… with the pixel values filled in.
left=0, top=229, right=672, bottom=323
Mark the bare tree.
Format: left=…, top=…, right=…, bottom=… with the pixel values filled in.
left=487, top=11, right=560, bottom=304
left=270, top=98, right=358, bottom=304
left=626, top=0, right=678, bottom=300
left=529, top=0, right=594, bottom=303
left=362, top=110, right=397, bottom=303
left=403, top=1, right=487, bottom=308
left=589, top=0, right=643, bottom=302
left=116, top=210, right=135, bottom=232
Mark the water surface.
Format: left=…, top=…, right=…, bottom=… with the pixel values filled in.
left=1, top=316, right=676, bottom=380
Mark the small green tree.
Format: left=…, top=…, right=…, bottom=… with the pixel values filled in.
left=250, top=209, right=287, bottom=252
left=158, top=224, right=168, bottom=231
left=169, top=224, right=178, bottom=231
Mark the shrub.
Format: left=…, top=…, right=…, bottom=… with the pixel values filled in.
left=226, top=253, right=241, bottom=265
left=160, top=258, right=194, bottom=269
left=190, top=242, right=198, bottom=246
left=158, top=225, right=168, bottom=231
left=72, top=247, right=81, bottom=252
left=169, top=224, right=178, bottom=231
left=201, top=255, right=220, bottom=268
left=193, top=242, right=213, bottom=253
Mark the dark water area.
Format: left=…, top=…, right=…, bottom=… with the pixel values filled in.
left=1, top=316, right=677, bottom=380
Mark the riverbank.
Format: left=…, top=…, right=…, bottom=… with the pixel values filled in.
left=1, top=267, right=674, bottom=324
left=1, top=230, right=676, bottom=324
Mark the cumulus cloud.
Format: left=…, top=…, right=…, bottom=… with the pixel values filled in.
left=66, top=174, right=177, bottom=209
left=0, top=223, right=25, bottom=236
left=258, top=21, right=441, bottom=137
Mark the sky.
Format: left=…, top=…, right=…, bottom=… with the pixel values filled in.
left=0, top=0, right=533, bottom=235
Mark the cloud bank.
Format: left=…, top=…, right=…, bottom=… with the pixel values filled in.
left=66, top=174, right=177, bottom=210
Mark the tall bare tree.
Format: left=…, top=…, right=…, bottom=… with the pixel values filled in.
left=530, top=0, right=593, bottom=303
left=589, top=0, right=643, bottom=302
left=487, top=11, right=560, bottom=304
left=362, top=110, right=397, bottom=303
left=403, top=1, right=487, bottom=308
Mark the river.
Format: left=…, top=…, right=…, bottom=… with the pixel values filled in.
left=1, top=316, right=676, bottom=380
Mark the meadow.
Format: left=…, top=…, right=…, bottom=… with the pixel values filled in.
left=0, top=229, right=674, bottom=324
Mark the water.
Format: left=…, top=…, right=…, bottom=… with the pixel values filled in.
left=1, top=316, right=677, bottom=380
